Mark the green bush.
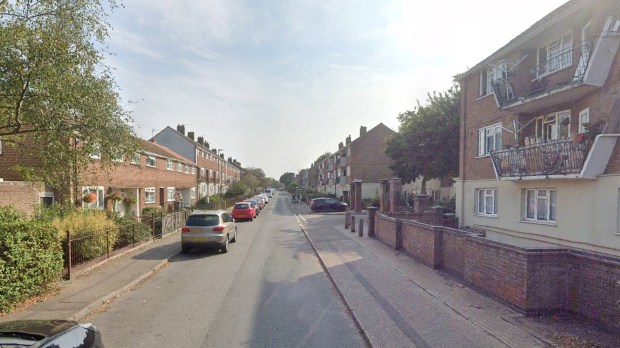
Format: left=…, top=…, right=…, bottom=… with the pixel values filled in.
left=52, top=210, right=119, bottom=262
left=142, top=206, right=165, bottom=216
left=34, top=203, right=76, bottom=223
left=0, top=206, right=63, bottom=313
left=115, top=216, right=152, bottom=249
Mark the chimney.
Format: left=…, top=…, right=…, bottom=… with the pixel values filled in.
left=187, top=131, right=195, bottom=141
left=177, top=124, right=185, bottom=135
left=197, top=136, right=204, bottom=145
left=205, top=142, right=210, bottom=149
left=346, top=135, right=351, bottom=145
left=360, top=126, right=367, bottom=136
left=338, top=142, right=343, bottom=150
left=228, top=157, right=232, bottom=163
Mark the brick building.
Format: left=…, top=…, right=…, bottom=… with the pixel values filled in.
left=456, top=0, right=620, bottom=257
left=315, top=123, right=395, bottom=200
left=152, top=125, right=242, bottom=199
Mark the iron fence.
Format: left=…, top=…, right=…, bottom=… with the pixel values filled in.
left=63, top=210, right=191, bottom=279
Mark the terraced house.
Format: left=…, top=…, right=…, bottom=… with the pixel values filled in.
left=456, top=0, right=620, bottom=257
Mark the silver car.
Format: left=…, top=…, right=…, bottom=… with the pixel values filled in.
left=181, top=210, right=237, bottom=253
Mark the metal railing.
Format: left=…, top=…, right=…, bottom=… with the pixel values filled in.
left=63, top=210, right=191, bottom=279
left=490, top=140, right=588, bottom=178
left=492, top=38, right=596, bottom=107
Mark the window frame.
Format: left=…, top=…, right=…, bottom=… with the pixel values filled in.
left=167, top=187, right=175, bottom=202
left=537, top=31, right=573, bottom=78
left=177, top=163, right=183, bottom=172
left=190, top=187, right=196, bottom=199
left=475, top=188, right=498, bottom=217
left=524, top=188, right=557, bottom=223
left=146, top=156, right=157, bottom=168
left=166, top=159, right=174, bottom=171
left=477, top=123, right=502, bottom=157
left=579, top=108, right=590, bottom=134
left=82, top=186, right=105, bottom=210
left=145, top=187, right=156, bottom=204
left=131, top=153, right=141, bottom=165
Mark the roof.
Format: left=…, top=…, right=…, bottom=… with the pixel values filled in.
left=457, top=0, right=591, bottom=80
left=136, top=138, right=195, bottom=165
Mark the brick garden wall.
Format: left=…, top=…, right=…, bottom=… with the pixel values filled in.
left=374, top=213, right=620, bottom=333
left=0, top=181, right=44, bottom=216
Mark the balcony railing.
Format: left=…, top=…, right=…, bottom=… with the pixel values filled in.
left=492, top=38, right=596, bottom=108
left=490, top=140, right=588, bottom=179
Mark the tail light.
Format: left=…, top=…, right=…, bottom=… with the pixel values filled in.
left=212, top=226, right=225, bottom=233
left=182, top=227, right=190, bottom=233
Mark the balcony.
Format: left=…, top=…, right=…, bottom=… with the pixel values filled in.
left=492, top=17, right=620, bottom=113
left=490, top=135, right=619, bottom=180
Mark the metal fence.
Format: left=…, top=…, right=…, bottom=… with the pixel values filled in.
left=63, top=210, right=191, bottom=279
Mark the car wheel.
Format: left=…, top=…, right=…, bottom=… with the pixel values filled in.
left=181, top=245, right=190, bottom=254
left=231, top=228, right=237, bottom=243
left=221, top=236, right=229, bottom=253
left=250, top=216, right=253, bottom=221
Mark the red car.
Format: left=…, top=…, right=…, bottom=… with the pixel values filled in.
left=232, top=202, right=256, bottom=221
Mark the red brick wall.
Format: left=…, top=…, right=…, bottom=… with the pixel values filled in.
left=373, top=213, right=620, bottom=333
left=0, top=181, right=45, bottom=216
left=0, top=143, right=43, bottom=181
left=349, top=124, right=395, bottom=182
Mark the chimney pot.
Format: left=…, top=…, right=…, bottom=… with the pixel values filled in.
left=346, top=135, right=351, bottom=145
left=177, top=124, right=185, bottom=135
left=339, top=142, right=343, bottom=149
left=188, top=131, right=195, bottom=140
left=197, top=136, right=204, bottom=145
left=360, top=126, right=367, bottom=136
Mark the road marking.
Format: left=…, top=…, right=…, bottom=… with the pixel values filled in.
left=295, top=214, right=307, bottom=225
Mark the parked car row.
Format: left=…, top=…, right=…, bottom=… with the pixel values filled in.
left=180, top=191, right=274, bottom=254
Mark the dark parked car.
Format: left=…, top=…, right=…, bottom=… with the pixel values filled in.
left=310, top=197, right=348, bottom=212
left=0, top=320, right=104, bottom=347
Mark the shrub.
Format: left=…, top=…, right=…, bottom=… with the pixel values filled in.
left=115, top=216, right=152, bottom=249
left=34, top=203, right=76, bottom=223
left=142, top=206, right=165, bottom=216
left=53, top=210, right=119, bottom=262
left=0, top=206, right=63, bottom=313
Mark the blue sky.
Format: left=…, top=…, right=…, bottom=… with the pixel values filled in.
left=105, top=0, right=568, bottom=178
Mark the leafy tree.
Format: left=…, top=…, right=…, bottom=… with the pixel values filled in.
left=279, top=172, right=295, bottom=187
left=242, top=167, right=267, bottom=193
left=313, top=152, right=332, bottom=166
left=385, top=85, right=460, bottom=193
left=0, top=0, right=137, bottom=197
left=224, top=181, right=246, bottom=199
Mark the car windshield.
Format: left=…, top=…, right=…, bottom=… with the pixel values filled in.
left=185, top=215, right=219, bottom=226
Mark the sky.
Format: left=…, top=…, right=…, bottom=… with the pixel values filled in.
left=105, top=0, right=568, bottom=179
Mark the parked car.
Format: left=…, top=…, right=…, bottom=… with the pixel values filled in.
left=0, top=320, right=104, bottom=347
left=265, top=189, right=273, bottom=198
left=257, top=193, right=269, bottom=204
left=310, top=197, right=348, bottom=212
left=246, top=198, right=262, bottom=212
left=252, top=196, right=266, bottom=210
left=232, top=202, right=256, bottom=221
left=181, top=210, right=237, bottom=253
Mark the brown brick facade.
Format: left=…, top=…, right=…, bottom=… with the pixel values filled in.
left=0, top=181, right=47, bottom=216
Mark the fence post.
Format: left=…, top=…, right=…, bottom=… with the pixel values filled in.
left=368, top=207, right=377, bottom=238
left=66, top=230, right=72, bottom=280
left=132, top=223, right=136, bottom=246
left=345, top=211, right=351, bottom=229
left=151, top=212, right=155, bottom=241
left=351, top=215, right=356, bottom=233
left=358, top=218, right=364, bottom=237
left=106, top=228, right=110, bottom=259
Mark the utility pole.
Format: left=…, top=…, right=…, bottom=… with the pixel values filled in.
left=217, top=149, right=224, bottom=209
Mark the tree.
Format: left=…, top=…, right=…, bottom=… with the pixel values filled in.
left=313, top=152, right=331, bottom=166
left=241, top=167, right=266, bottom=194
left=279, top=172, right=295, bottom=187
left=0, top=0, right=137, bottom=195
left=224, top=181, right=246, bottom=199
left=385, top=85, right=461, bottom=193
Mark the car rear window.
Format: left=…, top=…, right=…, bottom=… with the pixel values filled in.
left=185, top=214, right=219, bottom=226
left=235, top=203, right=249, bottom=209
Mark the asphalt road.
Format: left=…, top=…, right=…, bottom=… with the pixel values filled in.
left=91, top=193, right=367, bottom=348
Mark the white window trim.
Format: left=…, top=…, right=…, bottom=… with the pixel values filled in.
left=475, top=188, right=498, bottom=217
left=145, top=187, right=156, bottom=204
left=190, top=187, right=196, bottom=199
left=82, top=186, right=105, bottom=210
left=177, top=163, right=183, bottom=172
left=477, top=123, right=502, bottom=157
left=167, top=187, right=175, bottom=201
left=537, top=31, right=573, bottom=78
left=166, top=159, right=174, bottom=171
left=579, top=108, right=590, bottom=134
left=131, top=153, right=141, bottom=165
left=146, top=156, right=157, bottom=168
left=524, top=188, right=557, bottom=223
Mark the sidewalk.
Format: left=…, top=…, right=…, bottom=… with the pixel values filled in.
left=1, top=232, right=182, bottom=322
left=289, top=201, right=619, bottom=347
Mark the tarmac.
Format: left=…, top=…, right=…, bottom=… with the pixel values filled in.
left=1, top=197, right=617, bottom=347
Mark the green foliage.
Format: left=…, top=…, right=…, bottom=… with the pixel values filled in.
left=0, top=207, right=63, bottom=313
left=287, top=182, right=298, bottom=193
left=114, top=216, right=152, bottom=249
left=0, top=0, right=137, bottom=194
left=386, top=85, right=461, bottom=191
left=313, top=152, right=332, bottom=166
left=52, top=210, right=118, bottom=262
left=224, top=181, right=247, bottom=199
left=34, top=203, right=77, bottom=223
left=142, top=206, right=165, bottom=216
left=280, top=172, right=296, bottom=187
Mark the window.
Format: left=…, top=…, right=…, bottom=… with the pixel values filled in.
left=478, top=123, right=502, bottom=156
left=89, top=145, right=101, bottom=159
left=475, top=188, right=498, bottom=216
left=538, top=32, right=573, bottom=77
left=145, top=188, right=156, bottom=204
left=191, top=187, right=196, bottom=199
left=112, top=151, right=124, bottom=163
left=146, top=156, right=156, bottom=167
left=185, top=165, right=190, bottom=174
left=525, top=189, right=557, bottom=222
left=82, top=186, right=105, bottom=209
left=39, top=192, right=54, bottom=206
left=479, top=62, right=506, bottom=97
left=167, top=187, right=175, bottom=201
left=0, top=139, right=3, bottom=155
left=534, top=110, right=571, bottom=142
left=177, top=163, right=183, bottom=172
left=131, top=153, right=141, bottom=165
left=166, top=159, right=174, bottom=170
left=579, top=108, right=590, bottom=134
left=191, top=167, right=196, bottom=175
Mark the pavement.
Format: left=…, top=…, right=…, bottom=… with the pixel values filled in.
left=1, top=197, right=617, bottom=347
